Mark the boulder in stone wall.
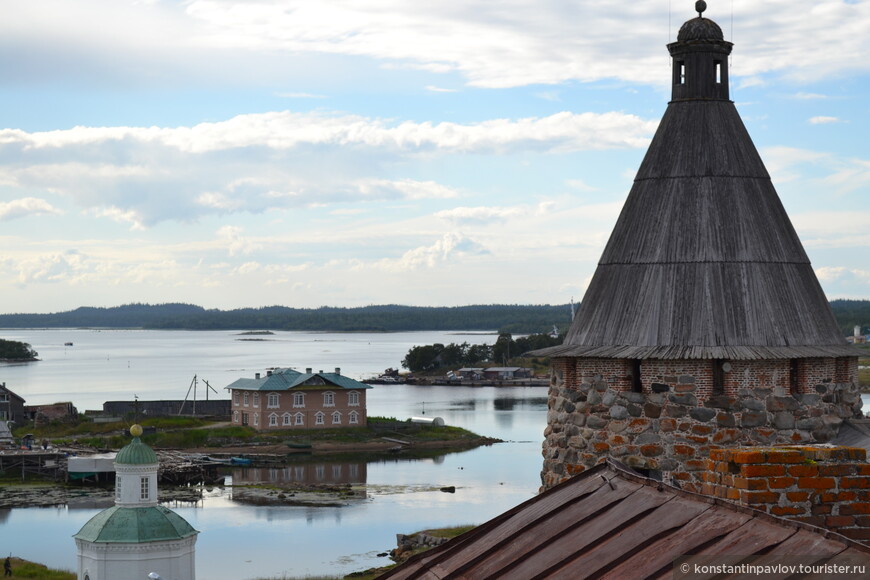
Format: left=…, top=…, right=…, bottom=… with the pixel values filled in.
left=773, top=411, right=795, bottom=429
left=741, top=398, right=765, bottom=411
left=797, top=394, right=820, bottom=406
left=587, top=415, right=608, bottom=429
left=688, top=407, right=716, bottom=422
left=624, top=392, right=645, bottom=404
left=610, top=405, right=629, bottom=420
left=767, top=396, right=799, bottom=412
left=705, top=395, right=741, bottom=411
left=716, top=413, right=737, bottom=427
left=795, top=417, right=822, bottom=431
left=741, top=411, right=768, bottom=427
left=669, top=393, right=697, bottom=406
left=635, top=432, right=661, bottom=445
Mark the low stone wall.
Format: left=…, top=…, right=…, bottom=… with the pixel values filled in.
left=391, top=532, right=451, bottom=563
left=541, top=357, right=863, bottom=490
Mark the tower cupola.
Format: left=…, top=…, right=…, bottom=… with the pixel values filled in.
left=668, top=1, right=732, bottom=101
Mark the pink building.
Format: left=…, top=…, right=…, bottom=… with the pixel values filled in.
left=226, top=367, right=371, bottom=431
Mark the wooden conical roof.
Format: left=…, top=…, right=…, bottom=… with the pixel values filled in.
left=537, top=12, right=855, bottom=361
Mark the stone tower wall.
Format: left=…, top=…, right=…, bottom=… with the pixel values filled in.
left=541, top=356, right=863, bottom=490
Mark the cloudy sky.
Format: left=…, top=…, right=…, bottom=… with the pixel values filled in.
left=1, top=0, right=868, bottom=314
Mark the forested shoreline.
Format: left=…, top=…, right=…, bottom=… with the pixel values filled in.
left=0, top=303, right=571, bottom=334
left=0, top=299, right=866, bottom=335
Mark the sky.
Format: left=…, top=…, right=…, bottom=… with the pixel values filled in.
left=1, top=0, right=869, bottom=314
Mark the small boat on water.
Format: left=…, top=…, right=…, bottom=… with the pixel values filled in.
left=286, top=441, right=312, bottom=449
left=230, top=457, right=252, bottom=466
left=64, top=342, right=74, bottom=346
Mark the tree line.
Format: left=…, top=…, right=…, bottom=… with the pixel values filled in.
left=0, top=339, right=38, bottom=360
left=0, top=303, right=571, bottom=334
left=401, top=332, right=562, bottom=372
left=0, top=300, right=866, bottom=335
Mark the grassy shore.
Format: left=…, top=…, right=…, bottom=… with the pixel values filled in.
left=1, top=558, right=75, bottom=580
left=12, top=416, right=497, bottom=455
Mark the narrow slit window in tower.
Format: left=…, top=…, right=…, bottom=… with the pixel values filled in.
left=790, top=359, right=801, bottom=395
left=674, top=60, right=686, bottom=85
left=631, top=359, right=642, bottom=393
left=712, top=359, right=725, bottom=395
left=715, top=60, right=722, bottom=84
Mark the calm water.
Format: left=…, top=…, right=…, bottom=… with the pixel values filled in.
left=1, top=330, right=867, bottom=579
left=0, top=329, right=548, bottom=579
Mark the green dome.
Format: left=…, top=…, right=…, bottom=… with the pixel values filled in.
left=74, top=505, right=198, bottom=543
left=114, top=436, right=158, bottom=465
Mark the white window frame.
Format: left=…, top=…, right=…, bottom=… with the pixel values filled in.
left=269, top=413, right=278, bottom=427
left=243, top=392, right=249, bottom=407
left=315, top=411, right=325, bottom=425
left=233, top=411, right=239, bottom=423
left=267, top=392, right=280, bottom=408
left=332, top=411, right=342, bottom=425
left=323, top=391, right=335, bottom=407
left=253, top=393, right=260, bottom=408
left=282, top=413, right=292, bottom=426
left=295, top=412, right=305, bottom=426
left=233, top=391, right=239, bottom=406
left=349, top=410, right=359, bottom=425
left=293, top=392, right=305, bottom=408
left=253, top=413, right=259, bottom=426
left=347, top=390, right=360, bottom=406
left=140, top=477, right=150, bottom=501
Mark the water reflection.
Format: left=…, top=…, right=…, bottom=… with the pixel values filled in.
left=231, top=462, right=367, bottom=486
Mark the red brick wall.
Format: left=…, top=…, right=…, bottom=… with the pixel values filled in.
left=701, top=446, right=870, bottom=544
left=230, top=388, right=367, bottom=430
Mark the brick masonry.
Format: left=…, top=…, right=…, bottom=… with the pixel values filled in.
left=701, top=446, right=870, bottom=543
left=541, top=356, right=863, bottom=490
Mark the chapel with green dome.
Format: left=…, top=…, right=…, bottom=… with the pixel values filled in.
left=74, top=425, right=199, bottom=580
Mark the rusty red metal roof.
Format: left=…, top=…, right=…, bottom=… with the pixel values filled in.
left=378, top=460, right=870, bottom=580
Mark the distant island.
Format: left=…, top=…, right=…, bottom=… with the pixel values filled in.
left=0, top=338, right=39, bottom=361
left=0, top=300, right=866, bottom=336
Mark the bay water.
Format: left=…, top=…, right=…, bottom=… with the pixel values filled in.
left=1, top=330, right=867, bottom=579
left=0, top=329, right=548, bottom=579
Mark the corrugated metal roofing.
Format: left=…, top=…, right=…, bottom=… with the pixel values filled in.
left=225, top=367, right=372, bottom=392
left=530, top=18, right=857, bottom=361
left=379, top=461, right=870, bottom=580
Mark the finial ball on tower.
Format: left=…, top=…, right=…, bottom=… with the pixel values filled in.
left=696, top=1, right=707, bottom=17
left=130, top=424, right=143, bottom=437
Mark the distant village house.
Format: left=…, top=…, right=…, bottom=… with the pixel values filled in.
left=226, top=367, right=371, bottom=430
left=455, top=367, right=532, bottom=381
left=0, top=382, right=26, bottom=426
left=25, top=401, right=78, bottom=426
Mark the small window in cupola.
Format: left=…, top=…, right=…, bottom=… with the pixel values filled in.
left=714, top=60, right=722, bottom=84
left=674, top=60, right=686, bottom=85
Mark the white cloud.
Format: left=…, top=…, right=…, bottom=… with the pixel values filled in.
left=10, top=1, right=870, bottom=91
left=0, top=197, right=62, bottom=221
left=435, top=206, right=524, bottom=225
left=217, top=226, right=262, bottom=257
left=0, top=111, right=655, bottom=227
left=375, top=232, right=489, bottom=271
left=808, top=116, right=841, bottom=124
left=792, top=92, right=829, bottom=100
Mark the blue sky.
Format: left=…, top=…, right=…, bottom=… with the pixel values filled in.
left=1, top=0, right=868, bottom=313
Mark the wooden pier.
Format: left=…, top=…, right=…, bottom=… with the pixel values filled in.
left=0, top=451, right=66, bottom=481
